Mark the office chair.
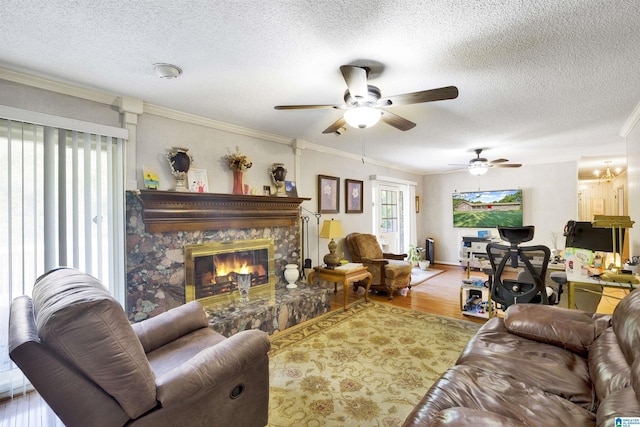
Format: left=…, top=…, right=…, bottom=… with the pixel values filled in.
left=486, top=226, right=553, bottom=310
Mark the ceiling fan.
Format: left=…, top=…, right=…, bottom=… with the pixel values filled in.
left=274, top=65, right=458, bottom=134
left=450, top=149, right=522, bottom=175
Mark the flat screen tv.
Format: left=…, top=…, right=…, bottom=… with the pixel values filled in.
left=453, top=189, right=523, bottom=228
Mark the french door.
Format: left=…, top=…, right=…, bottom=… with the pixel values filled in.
left=379, top=185, right=403, bottom=253
left=372, top=176, right=416, bottom=254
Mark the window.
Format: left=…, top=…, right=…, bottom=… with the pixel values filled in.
left=380, top=189, right=398, bottom=232
left=0, top=110, right=126, bottom=398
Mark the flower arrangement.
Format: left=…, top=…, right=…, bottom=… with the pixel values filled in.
left=224, top=146, right=253, bottom=171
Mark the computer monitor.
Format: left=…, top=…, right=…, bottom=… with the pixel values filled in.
left=564, top=221, right=624, bottom=253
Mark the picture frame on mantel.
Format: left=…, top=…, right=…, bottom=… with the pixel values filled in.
left=318, top=175, right=339, bottom=213
left=188, top=168, right=209, bottom=193
left=345, top=179, right=363, bottom=213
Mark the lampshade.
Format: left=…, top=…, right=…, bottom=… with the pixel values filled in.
left=344, top=107, right=382, bottom=129
left=468, top=163, right=489, bottom=176
left=319, top=219, right=344, bottom=239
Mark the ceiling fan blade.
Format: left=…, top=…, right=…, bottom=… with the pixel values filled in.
left=380, top=110, right=416, bottom=131
left=490, top=158, right=509, bottom=164
left=322, top=116, right=347, bottom=134
left=340, top=65, right=368, bottom=100
left=274, top=104, right=343, bottom=110
left=493, top=163, right=522, bottom=168
left=381, top=86, right=459, bottom=106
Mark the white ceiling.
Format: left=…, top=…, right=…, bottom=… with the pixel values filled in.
left=1, top=1, right=638, bottom=176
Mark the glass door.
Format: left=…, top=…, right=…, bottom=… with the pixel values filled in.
left=379, top=185, right=405, bottom=254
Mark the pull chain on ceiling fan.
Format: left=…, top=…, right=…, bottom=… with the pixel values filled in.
left=274, top=65, right=458, bottom=134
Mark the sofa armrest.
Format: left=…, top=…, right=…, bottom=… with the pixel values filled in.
left=155, top=329, right=270, bottom=406
left=132, top=301, right=209, bottom=353
left=504, top=304, right=611, bottom=357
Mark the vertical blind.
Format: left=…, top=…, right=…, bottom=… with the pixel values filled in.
left=0, top=113, right=127, bottom=399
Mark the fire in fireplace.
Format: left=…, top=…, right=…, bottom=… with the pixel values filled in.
left=184, top=239, right=275, bottom=304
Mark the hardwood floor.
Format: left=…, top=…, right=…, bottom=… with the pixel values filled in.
left=328, top=263, right=489, bottom=324
left=0, top=263, right=623, bottom=426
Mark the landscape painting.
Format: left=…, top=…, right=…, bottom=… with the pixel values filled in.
left=453, top=189, right=523, bottom=228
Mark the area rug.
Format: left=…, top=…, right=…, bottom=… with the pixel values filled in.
left=410, top=267, right=444, bottom=286
left=268, top=301, right=479, bottom=426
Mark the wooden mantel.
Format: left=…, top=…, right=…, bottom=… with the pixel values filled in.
left=134, top=190, right=311, bottom=232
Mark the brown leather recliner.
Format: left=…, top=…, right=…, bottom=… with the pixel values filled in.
left=345, top=232, right=412, bottom=300
left=9, top=268, right=270, bottom=427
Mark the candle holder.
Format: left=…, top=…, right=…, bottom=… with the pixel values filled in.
left=237, top=273, right=251, bottom=302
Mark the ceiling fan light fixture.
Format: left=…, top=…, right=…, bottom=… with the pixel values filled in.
left=153, top=63, right=182, bottom=79
left=469, top=163, right=489, bottom=176
left=344, top=106, right=382, bottom=129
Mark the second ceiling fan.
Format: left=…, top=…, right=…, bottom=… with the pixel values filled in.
left=274, top=65, right=458, bottom=134
left=450, top=149, right=522, bottom=175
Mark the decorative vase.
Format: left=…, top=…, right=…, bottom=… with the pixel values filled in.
left=232, top=170, right=243, bottom=195
left=269, top=163, right=287, bottom=196
left=166, top=147, right=192, bottom=192
left=284, top=264, right=299, bottom=289
left=419, top=260, right=430, bottom=270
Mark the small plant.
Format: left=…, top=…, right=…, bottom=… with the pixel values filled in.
left=407, top=245, right=425, bottom=264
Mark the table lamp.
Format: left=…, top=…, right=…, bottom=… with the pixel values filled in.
left=319, top=219, right=344, bottom=269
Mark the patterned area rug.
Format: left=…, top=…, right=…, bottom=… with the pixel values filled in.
left=268, top=301, right=480, bottom=426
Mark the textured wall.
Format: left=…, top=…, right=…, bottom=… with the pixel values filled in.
left=125, top=192, right=301, bottom=321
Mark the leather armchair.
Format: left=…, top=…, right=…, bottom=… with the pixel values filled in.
left=345, top=232, right=412, bottom=299
left=9, top=268, right=270, bottom=427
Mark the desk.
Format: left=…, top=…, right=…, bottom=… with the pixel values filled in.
left=308, top=266, right=373, bottom=309
left=565, top=273, right=638, bottom=309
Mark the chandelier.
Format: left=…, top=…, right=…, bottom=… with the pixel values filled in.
left=593, top=161, right=620, bottom=182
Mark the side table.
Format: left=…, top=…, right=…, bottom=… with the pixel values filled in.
left=307, top=266, right=373, bottom=309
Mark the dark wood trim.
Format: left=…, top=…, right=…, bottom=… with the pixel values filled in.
left=134, top=190, right=311, bottom=232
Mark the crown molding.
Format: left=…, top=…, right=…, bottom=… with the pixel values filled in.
left=142, top=103, right=424, bottom=174
left=0, top=67, right=119, bottom=106
left=1, top=67, right=423, bottom=175
left=299, top=140, right=424, bottom=175
left=142, top=103, right=293, bottom=145
left=620, top=100, right=640, bottom=138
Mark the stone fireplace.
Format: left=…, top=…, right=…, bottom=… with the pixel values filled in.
left=126, top=190, right=331, bottom=334
left=184, top=238, right=275, bottom=304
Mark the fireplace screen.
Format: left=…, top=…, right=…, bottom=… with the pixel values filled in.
left=184, top=239, right=275, bottom=304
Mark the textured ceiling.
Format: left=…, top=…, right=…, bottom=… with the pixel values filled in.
left=1, top=0, right=638, bottom=176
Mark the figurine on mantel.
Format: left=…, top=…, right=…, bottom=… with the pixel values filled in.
left=166, top=147, right=192, bottom=192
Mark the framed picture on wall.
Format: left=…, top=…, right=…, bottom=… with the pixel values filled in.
left=345, top=179, right=363, bottom=213
left=592, top=198, right=605, bottom=215
left=318, top=175, right=339, bottom=213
